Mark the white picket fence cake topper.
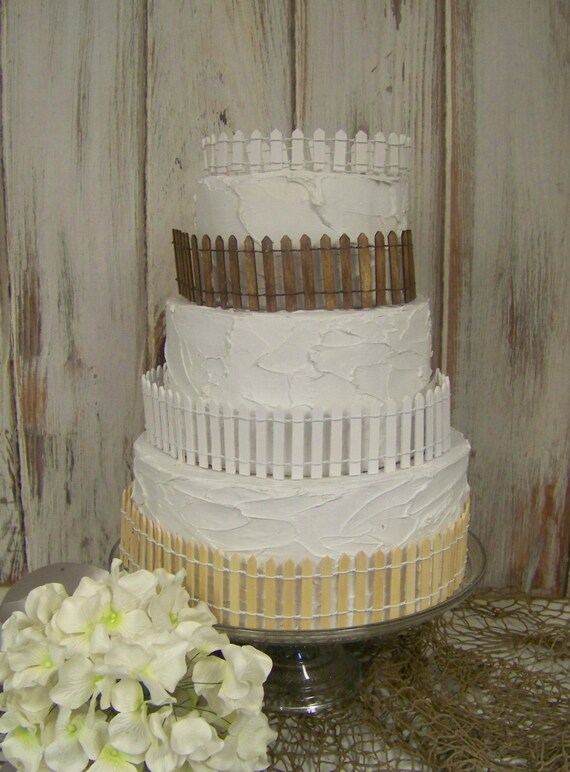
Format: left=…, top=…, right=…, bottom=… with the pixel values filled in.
left=173, top=229, right=416, bottom=312
left=120, top=489, right=470, bottom=631
left=202, top=129, right=412, bottom=177
left=141, top=366, right=452, bottom=479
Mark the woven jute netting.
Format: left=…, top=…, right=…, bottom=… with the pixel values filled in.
left=266, top=591, right=570, bottom=771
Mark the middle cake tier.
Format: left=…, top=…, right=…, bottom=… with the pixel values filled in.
left=165, top=295, right=432, bottom=411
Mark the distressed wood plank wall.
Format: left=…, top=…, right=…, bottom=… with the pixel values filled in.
left=0, top=0, right=147, bottom=578
left=0, top=0, right=568, bottom=594
left=295, top=0, right=446, bottom=363
left=146, top=0, right=293, bottom=356
left=446, top=0, right=570, bottom=593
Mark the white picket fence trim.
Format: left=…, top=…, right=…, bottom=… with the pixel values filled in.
left=141, top=367, right=452, bottom=479
left=202, top=129, right=412, bottom=177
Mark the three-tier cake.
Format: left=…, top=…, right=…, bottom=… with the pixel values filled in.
left=120, top=129, right=471, bottom=631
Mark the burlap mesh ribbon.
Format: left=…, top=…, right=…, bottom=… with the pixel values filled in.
left=266, top=591, right=570, bottom=770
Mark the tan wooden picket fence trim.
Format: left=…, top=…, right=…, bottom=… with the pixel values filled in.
left=120, top=487, right=470, bottom=631
left=173, top=230, right=416, bottom=311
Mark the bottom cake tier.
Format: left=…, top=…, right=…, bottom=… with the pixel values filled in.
left=119, top=492, right=470, bottom=632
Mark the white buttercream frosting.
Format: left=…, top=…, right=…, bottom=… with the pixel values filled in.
left=165, top=297, right=432, bottom=412
left=132, top=429, right=470, bottom=562
left=195, top=171, right=408, bottom=247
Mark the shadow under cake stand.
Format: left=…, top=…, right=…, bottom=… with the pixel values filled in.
left=217, top=533, right=486, bottom=715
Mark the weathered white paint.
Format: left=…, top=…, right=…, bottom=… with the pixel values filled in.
left=146, top=0, right=293, bottom=363
left=295, top=0, right=446, bottom=362
left=0, top=0, right=568, bottom=594
left=0, top=0, right=147, bottom=576
left=0, top=144, right=25, bottom=582
left=445, top=0, right=570, bottom=593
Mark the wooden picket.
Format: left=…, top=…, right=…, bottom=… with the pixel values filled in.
left=300, top=558, right=314, bottom=630
left=320, top=556, right=334, bottom=629
left=353, top=551, right=368, bottom=626
left=142, top=367, right=453, bottom=479
left=263, top=559, right=277, bottom=629
left=213, top=549, right=224, bottom=610
left=173, top=229, right=416, bottom=311
left=119, top=488, right=470, bottom=631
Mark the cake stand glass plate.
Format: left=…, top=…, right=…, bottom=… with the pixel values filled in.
left=218, top=533, right=486, bottom=715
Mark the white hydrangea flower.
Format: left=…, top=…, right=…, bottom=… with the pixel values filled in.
left=24, top=583, right=68, bottom=628
left=0, top=562, right=276, bottom=772
left=43, top=704, right=106, bottom=772
left=206, top=712, right=277, bottom=772
left=174, top=620, right=229, bottom=657
left=192, top=644, right=273, bottom=716
left=1, top=725, right=44, bottom=772
left=107, top=678, right=153, bottom=756
left=96, top=637, right=190, bottom=706
left=143, top=706, right=182, bottom=772
left=1, top=682, right=53, bottom=726
left=169, top=710, right=224, bottom=762
left=54, top=579, right=154, bottom=658
left=1, top=610, right=33, bottom=652
left=88, top=743, right=142, bottom=772
left=106, top=560, right=158, bottom=613
left=49, top=655, right=101, bottom=710
left=6, top=627, right=66, bottom=690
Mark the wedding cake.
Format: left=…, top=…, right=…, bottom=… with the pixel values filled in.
left=120, top=129, right=471, bottom=631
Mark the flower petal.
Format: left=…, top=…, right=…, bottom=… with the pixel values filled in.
left=169, top=713, right=223, bottom=760
left=110, top=678, right=144, bottom=713
left=49, top=656, right=97, bottom=709
left=44, top=738, right=89, bottom=772
left=89, top=744, right=139, bottom=772
left=108, top=710, right=152, bottom=756
left=1, top=725, right=44, bottom=772
left=24, top=583, right=68, bottom=625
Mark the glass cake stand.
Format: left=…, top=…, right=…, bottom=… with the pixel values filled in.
left=217, top=533, right=486, bottom=715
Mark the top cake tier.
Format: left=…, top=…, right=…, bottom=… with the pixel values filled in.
left=195, top=129, right=411, bottom=246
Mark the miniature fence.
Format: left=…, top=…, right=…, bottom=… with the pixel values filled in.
left=141, top=367, right=452, bottom=479
left=202, top=129, right=411, bottom=177
left=120, top=489, right=470, bottom=631
left=173, top=230, right=416, bottom=311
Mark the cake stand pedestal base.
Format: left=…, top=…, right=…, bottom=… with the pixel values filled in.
left=220, top=533, right=485, bottom=715
left=258, top=643, right=361, bottom=715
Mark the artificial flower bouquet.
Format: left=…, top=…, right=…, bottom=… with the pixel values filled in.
left=0, top=560, right=276, bottom=771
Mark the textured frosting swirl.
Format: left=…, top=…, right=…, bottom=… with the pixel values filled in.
left=165, top=298, right=432, bottom=412
left=132, top=429, right=470, bottom=561
left=195, top=170, right=408, bottom=247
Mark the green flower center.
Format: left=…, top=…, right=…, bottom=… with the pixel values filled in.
left=102, top=606, right=123, bottom=630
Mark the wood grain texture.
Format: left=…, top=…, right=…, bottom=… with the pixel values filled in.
left=0, top=0, right=146, bottom=573
left=0, top=116, right=26, bottom=583
left=294, top=0, right=446, bottom=364
left=446, top=0, right=570, bottom=593
left=146, top=0, right=293, bottom=364
left=0, top=0, right=568, bottom=596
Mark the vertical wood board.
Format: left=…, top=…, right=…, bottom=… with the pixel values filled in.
left=0, top=110, right=25, bottom=582
left=446, top=0, right=570, bottom=593
left=294, top=0, right=446, bottom=365
left=0, top=0, right=147, bottom=572
left=146, top=0, right=293, bottom=363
